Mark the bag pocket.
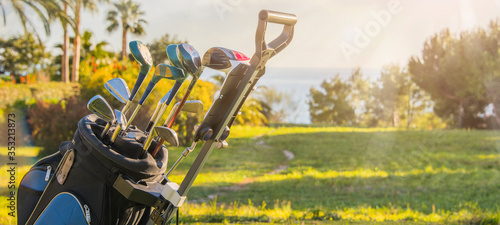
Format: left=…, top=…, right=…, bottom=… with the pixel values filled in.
left=17, top=165, right=54, bottom=225
left=34, top=192, right=93, bottom=225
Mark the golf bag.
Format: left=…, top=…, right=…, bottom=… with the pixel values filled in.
left=17, top=114, right=169, bottom=225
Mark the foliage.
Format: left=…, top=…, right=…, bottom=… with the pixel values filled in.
left=308, top=74, right=355, bottom=125
left=408, top=20, right=500, bottom=128
left=0, top=33, right=51, bottom=76
left=255, top=86, right=298, bottom=123
left=0, top=0, right=69, bottom=39
left=0, top=82, right=79, bottom=109
left=370, top=64, right=430, bottom=128
left=147, top=34, right=184, bottom=64
left=308, top=67, right=438, bottom=129
left=26, top=96, right=88, bottom=156
left=106, top=0, right=147, bottom=59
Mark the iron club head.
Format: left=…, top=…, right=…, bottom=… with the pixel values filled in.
left=87, top=95, right=115, bottom=122
left=105, top=78, right=130, bottom=104
left=154, top=126, right=179, bottom=147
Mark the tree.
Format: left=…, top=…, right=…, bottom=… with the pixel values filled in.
left=147, top=34, right=183, bottom=64
left=0, top=33, right=50, bottom=76
left=65, top=0, right=105, bottom=83
left=408, top=21, right=500, bottom=128
left=308, top=75, right=355, bottom=125
left=106, top=0, right=147, bottom=60
left=256, top=86, right=298, bottom=123
left=1, top=0, right=53, bottom=38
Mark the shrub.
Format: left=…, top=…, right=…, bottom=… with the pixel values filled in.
left=26, top=96, right=88, bottom=157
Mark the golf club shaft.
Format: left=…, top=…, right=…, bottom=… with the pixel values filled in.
left=124, top=104, right=141, bottom=131
left=110, top=124, right=123, bottom=142
left=151, top=79, right=198, bottom=156
left=100, top=123, right=111, bottom=139
left=121, top=101, right=133, bottom=116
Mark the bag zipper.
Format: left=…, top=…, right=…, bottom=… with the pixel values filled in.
left=44, top=165, right=52, bottom=181
left=84, top=204, right=91, bottom=223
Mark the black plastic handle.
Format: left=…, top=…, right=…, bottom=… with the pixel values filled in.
left=255, top=10, right=297, bottom=60
left=259, top=10, right=297, bottom=25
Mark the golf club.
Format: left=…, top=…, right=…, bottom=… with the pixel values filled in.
left=143, top=90, right=171, bottom=133
left=202, top=47, right=250, bottom=73
left=155, top=126, right=179, bottom=147
left=110, top=109, right=127, bottom=142
left=87, top=95, right=115, bottom=138
left=166, top=44, right=183, bottom=68
left=121, top=41, right=153, bottom=116
left=155, top=47, right=250, bottom=156
left=118, top=63, right=185, bottom=137
left=150, top=100, right=204, bottom=157
left=105, top=78, right=130, bottom=104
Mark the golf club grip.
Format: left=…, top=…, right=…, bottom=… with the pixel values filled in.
left=129, top=71, right=147, bottom=101
left=139, top=81, right=156, bottom=105
left=259, top=10, right=297, bottom=25
left=165, top=81, right=183, bottom=105
left=145, top=121, right=154, bottom=133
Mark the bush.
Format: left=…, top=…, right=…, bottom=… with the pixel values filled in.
left=26, top=96, right=88, bottom=157
left=0, top=82, right=80, bottom=109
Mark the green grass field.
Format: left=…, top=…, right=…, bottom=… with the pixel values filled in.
left=2, top=126, right=500, bottom=224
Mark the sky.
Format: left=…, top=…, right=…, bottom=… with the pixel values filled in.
left=2, top=0, right=500, bottom=70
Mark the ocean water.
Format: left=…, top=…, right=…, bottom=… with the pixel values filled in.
left=201, top=67, right=381, bottom=124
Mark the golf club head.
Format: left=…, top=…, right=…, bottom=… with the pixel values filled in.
left=115, top=109, right=126, bottom=131
left=166, top=44, right=183, bottom=68
left=177, top=43, right=201, bottom=75
left=155, top=63, right=186, bottom=82
left=87, top=95, right=115, bottom=122
left=126, top=41, right=153, bottom=111
left=202, top=47, right=250, bottom=72
left=154, top=126, right=179, bottom=147
left=129, top=40, right=153, bottom=70
left=105, top=78, right=130, bottom=104
left=181, top=100, right=204, bottom=114
left=138, top=64, right=185, bottom=105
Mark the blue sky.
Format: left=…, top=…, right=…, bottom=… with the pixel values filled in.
left=1, top=0, right=500, bottom=69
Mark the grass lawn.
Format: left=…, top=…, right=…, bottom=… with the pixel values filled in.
left=2, top=127, right=500, bottom=224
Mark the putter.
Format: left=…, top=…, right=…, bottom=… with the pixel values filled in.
left=87, top=95, right=115, bottom=138
left=110, top=109, right=126, bottom=142
left=121, top=41, right=153, bottom=116
left=105, top=78, right=130, bottom=104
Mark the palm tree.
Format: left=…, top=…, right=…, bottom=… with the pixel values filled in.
left=0, top=0, right=73, bottom=82
left=1, top=0, right=52, bottom=38
left=106, top=0, right=147, bottom=60
left=65, top=0, right=105, bottom=83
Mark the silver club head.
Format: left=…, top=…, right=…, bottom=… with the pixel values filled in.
left=105, top=78, right=130, bottom=104
left=155, top=126, right=179, bottom=147
left=115, top=109, right=126, bottom=130
left=182, top=100, right=204, bottom=114
left=87, top=95, right=115, bottom=122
